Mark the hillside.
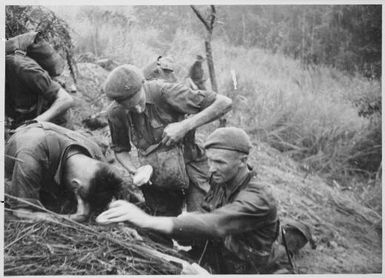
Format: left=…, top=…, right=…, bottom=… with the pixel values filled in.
left=72, top=60, right=382, bottom=274
left=250, top=141, right=381, bottom=273
left=5, top=58, right=382, bottom=273
left=4, top=59, right=382, bottom=274
left=4, top=5, right=382, bottom=274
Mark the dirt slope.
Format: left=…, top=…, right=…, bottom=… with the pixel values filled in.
left=249, top=142, right=382, bottom=274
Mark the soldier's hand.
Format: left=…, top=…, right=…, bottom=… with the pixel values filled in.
left=162, top=121, right=189, bottom=146
left=96, top=200, right=148, bottom=226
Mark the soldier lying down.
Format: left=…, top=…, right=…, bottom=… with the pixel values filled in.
left=5, top=122, right=122, bottom=222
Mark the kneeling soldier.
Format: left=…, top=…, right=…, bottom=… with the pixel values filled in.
left=5, top=122, right=122, bottom=222
left=97, top=127, right=282, bottom=274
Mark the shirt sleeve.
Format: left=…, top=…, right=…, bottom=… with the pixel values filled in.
left=107, top=103, right=132, bottom=153
left=160, top=82, right=217, bottom=115
left=20, top=59, right=61, bottom=103
left=6, top=151, right=45, bottom=210
left=171, top=183, right=277, bottom=240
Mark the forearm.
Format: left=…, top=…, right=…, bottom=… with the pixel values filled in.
left=115, top=151, right=137, bottom=174
left=138, top=215, right=175, bottom=235
left=171, top=213, right=222, bottom=239
left=183, top=94, right=232, bottom=131
left=35, top=88, right=73, bottom=122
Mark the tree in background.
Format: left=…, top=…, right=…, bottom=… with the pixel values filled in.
left=131, top=5, right=381, bottom=79
left=216, top=5, right=381, bottom=78
left=331, top=5, right=381, bottom=78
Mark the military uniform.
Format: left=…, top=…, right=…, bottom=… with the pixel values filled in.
left=5, top=53, right=66, bottom=129
left=171, top=170, right=280, bottom=274
left=5, top=122, right=104, bottom=211
left=108, top=80, right=216, bottom=216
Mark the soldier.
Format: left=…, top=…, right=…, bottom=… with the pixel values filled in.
left=5, top=122, right=122, bottom=222
left=104, top=64, right=232, bottom=217
left=97, top=127, right=281, bottom=274
left=5, top=32, right=73, bottom=133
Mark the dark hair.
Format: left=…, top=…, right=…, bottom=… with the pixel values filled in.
left=80, top=163, right=122, bottom=212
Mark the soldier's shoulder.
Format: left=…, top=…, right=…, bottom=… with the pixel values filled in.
left=246, top=174, right=276, bottom=199
left=7, top=54, right=41, bottom=70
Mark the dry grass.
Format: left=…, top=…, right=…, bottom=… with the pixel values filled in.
left=4, top=216, right=183, bottom=275
left=4, top=196, right=185, bottom=275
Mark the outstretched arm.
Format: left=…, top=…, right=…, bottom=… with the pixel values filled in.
left=96, top=200, right=174, bottom=234
left=183, top=94, right=232, bottom=130
left=162, top=94, right=232, bottom=146
left=35, top=87, right=73, bottom=122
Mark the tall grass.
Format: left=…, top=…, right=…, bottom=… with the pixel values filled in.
left=211, top=42, right=380, bottom=181
left=66, top=14, right=381, bottom=207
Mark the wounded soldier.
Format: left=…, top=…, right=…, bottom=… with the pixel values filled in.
left=5, top=121, right=122, bottom=222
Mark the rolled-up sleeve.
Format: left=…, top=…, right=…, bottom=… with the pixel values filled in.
left=171, top=184, right=277, bottom=240
left=107, top=104, right=132, bottom=153
left=161, top=82, right=217, bottom=115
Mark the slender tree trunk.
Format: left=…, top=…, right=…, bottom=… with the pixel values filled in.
left=242, top=13, right=247, bottom=45
left=191, top=5, right=226, bottom=127
left=310, top=14, right=314, bottom=64
left=205, top=35, right=218, bottom=93
left=301, top=12, right=305, bottom=66
left=92, top=13, right=98, bottom=57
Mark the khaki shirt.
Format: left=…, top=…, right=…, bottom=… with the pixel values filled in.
left=107, top=80, right=216, bottom=164
left=171, top=170, right=279, bottom=273
left=5, top=122, right=104, bottom=210
left=5, top=54, right=62, bottom=127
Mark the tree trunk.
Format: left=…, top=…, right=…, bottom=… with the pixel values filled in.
left=205, top=38, right=217, bottom=92
left=301, top=12, right=305, bottom=66
left=242, top=13, right=247, bottom=45
left=191, top=5, right=226, bottom=127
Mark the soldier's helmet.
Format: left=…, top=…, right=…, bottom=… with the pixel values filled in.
left=103, top=64, right=144, bottom=101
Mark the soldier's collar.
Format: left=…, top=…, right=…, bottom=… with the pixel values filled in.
left=225, top=166, right=255, bottom=199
